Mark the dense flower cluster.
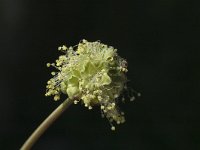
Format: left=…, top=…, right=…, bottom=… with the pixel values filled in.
left=45, top=40, right=131, bottom=130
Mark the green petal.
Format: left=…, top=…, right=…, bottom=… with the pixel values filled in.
left=101, top=73, right=111, bottom=85
left=67, top=86, right=79, bottom=99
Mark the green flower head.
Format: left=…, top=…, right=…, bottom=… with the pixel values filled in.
left=46, top=40, right=134, bottom=130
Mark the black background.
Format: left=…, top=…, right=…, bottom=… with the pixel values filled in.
left=0, top=0, right=200, bottom=150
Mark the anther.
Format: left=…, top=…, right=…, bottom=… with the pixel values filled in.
left=47, top=63, right=51, bottom=67
left=100, top=105, right=105, bottom=109
left=111, top=126, right=115, bottom=131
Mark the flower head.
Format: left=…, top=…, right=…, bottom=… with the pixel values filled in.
left=46, top=40, right=135, bottom=130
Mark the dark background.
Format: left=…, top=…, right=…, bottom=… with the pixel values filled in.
left=0, top=0, right=200, bottom=149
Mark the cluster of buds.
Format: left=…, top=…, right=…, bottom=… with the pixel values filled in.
left=46, top=40, right=133, bottom=130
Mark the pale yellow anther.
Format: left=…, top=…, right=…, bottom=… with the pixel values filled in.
left=107, top=106, right=112, bottom=110
left=112, top=103, right=115, bottom=107
left=114, top=94, right=118, bottom=98
left=130, top=97, right=135, bottom=101
left=74, top=100, right=78, bottom=104
left=82, top=39, right=87, bottom=43
left=47, top=63, right=51, bottom=67
left=100, top=105, right=105, bottom=109
left=58, top=46, right=62, bottom=50
left=117, top=121, right=121, bottom=124
left=111, top=126, right=115, bottom=131
left=56, top=62, right=61, bottom=66
left=88, top=106, right=92, bottom=110
left=51, top=72, right=56, bottom=75
left=97, top=96, right=102, bottom=101
left=62, top=45, right=67, bottom=50
left=122, top=68, right=126, bottom=72
left=54, top=91, right=59, bottom=94
left=54, top=95, right=60, bottom=101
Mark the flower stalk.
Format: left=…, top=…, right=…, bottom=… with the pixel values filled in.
left=20, top=98, right=73, bottom=150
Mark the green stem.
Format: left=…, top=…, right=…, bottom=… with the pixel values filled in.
left=20, top=98, right=73, bottom=150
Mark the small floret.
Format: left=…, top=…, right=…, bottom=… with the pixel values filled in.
left=46, top=40, right=137, bottom=130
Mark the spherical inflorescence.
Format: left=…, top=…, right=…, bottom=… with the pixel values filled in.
left=45, top=40, right=132, bottom=130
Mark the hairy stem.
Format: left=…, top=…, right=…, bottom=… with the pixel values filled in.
left=20, top=98, right=73, bottom=150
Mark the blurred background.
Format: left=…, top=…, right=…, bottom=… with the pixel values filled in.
left=0, top=0, right=200, bottom=149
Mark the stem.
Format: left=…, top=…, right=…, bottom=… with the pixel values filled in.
left=20, top=98, right=73, bottom=150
